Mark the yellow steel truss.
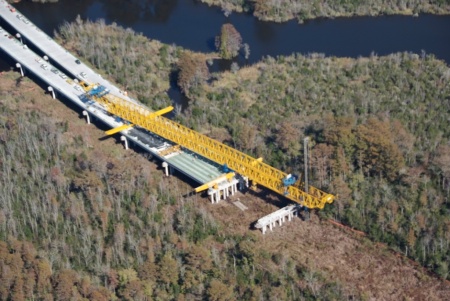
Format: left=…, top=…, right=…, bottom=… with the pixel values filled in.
left=84, top=84, right=334, bottom=209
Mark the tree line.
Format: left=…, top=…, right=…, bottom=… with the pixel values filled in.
left=0, top=25, right=354, bottom=300
left=178, top=51, right=450, bottom=279
left=56, top=18, right=450, bottom=280
left=200, top=0, right=450, bottom=22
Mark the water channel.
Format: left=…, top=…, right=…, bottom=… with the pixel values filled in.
left=3, top=0, right=450, bottom=106
left=12, top=0, right=450, bottom=63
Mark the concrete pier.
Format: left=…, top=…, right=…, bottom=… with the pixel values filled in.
left=82, top=110, right=90, bottom=124
left=16, top=62, right=24, bottom=77
left=255, top=205, right=298, bottom=234
left=120, top=135, right=128, bottom=150
left=162, top=162, right=169, bottom=176
left=207, top=179, right=239, bottom=204
left=47, top=86, right=55, bottom=99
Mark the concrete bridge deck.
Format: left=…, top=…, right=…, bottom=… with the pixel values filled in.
left=0, top=4, right=225, bottom=190
left=0, top=0, right=139, bottom=106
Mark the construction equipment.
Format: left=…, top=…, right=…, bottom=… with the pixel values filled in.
left=81, top=83, right=334, bottom=209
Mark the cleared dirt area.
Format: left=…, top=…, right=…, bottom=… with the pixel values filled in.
left=2, top=70, right=449, bottom=300
left=204, top=190, right=450, bottom=300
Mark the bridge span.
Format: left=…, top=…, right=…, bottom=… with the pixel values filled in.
left=0, top=1, right=335, bottom=232
left=0, top=3, right=232, bottom=195
left=0, top=0, right=241, bottom=203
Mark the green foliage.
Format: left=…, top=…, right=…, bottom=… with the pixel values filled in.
left=200, top=0, right=450, bottom=22
left=55, top=18, right=175, bottom=108
left=1, top=89, right=351, bottom=299
left=215, top=23, right=242, bottom=59
left=4, top=17, right=449, bottom=300
left=177, top=52, right=450, bottom=279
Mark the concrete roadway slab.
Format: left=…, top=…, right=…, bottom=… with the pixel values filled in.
left=0, top=2, right=229, bottom=188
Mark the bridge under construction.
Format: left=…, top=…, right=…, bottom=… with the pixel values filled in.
left=0, top=2, right=334, bottom=232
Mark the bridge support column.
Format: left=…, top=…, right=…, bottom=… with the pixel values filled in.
left=16, top=33, right=22, bottom=44
left=47, top=86, right=55, bottom=99
left=120, top=136, right=128, bottom=150
left=82, top=110, right=90, bottom=124
left=15, top=63, right=24, bottom=77
left=162, top=162, right=169, bottom=176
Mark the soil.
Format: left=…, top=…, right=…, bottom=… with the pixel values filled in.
left=2, top=70, right=449, bottom=300
left=204, top=191, right=450, bottom=300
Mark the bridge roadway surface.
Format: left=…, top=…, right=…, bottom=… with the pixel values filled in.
left=0, top=0, right=140, bottom=106
left=0, top=2, right=224, bottom=186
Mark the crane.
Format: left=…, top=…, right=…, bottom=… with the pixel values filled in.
left=81, top=83, right=335, bottom=209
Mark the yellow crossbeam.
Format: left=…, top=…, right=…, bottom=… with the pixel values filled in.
left=105, top=124, right=133, bottom=136
left=84, top=85, right=334, bottom=209
left=251, top=157, right=263, bottom=165
left=148, top=106, right=174, bottom=118
left=195, top=172, right=235, bottom=193
left=103, top=106, right=173, bottom=136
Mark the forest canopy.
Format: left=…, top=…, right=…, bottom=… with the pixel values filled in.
left=200, top=0, right=450, bottom=22
left=1, top=15, right=450, bottom=301
left=55, top=17, right=450, bottom=282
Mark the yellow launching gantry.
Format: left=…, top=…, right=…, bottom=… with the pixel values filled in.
left=81, top=83, right=335, bottom=209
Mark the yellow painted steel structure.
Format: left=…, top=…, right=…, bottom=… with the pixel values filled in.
left=251, top=157, right=263, bottom=165
left=105, top=124, right=133, bottom=136
left=82, top=83, right=335, bottom=209
left=159, top=145, right=181, bottom=157
left=194, top=172, right=236, bottom=193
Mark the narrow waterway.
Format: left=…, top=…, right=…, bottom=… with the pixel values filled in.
left=13, top=0, right=450, bottom=64
left=4, top=0, right=450, bottom=108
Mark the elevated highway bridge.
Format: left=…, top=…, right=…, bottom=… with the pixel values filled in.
left=0, top=2, right=334, bottom=231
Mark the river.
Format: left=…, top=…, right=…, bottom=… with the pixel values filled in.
left=3, top=0, right=450, bottom=107
left=11, top=0, right=450, bottom=65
